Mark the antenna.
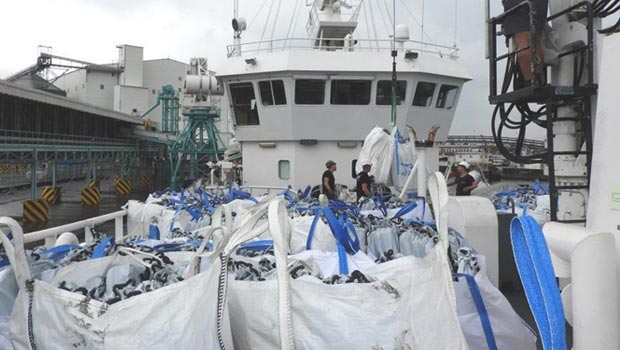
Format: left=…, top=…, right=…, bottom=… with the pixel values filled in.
left=231, top=0, right=247, bottom=57
left=390, top=0, right=397, bottom=127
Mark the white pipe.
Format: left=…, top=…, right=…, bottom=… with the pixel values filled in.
left=398, top=162, right=418, bottom=200
left=23, top=209, right=127, bottom=245
left=417, top=148, right=427, bottom=198
left=543, top=222, right=620, bottom=350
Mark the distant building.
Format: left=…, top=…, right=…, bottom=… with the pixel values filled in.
left=53, top=45, right=188, bottom=130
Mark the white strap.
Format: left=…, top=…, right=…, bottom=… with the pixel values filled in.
left=114, top=246, right=164, bottom=268
left=268, top=199, right=295, bottom=350
left=220, top=198, right=295, bottom=350
left=427, top=172, right=458, bottom=311
left=0, top=217, right=32, bottom=289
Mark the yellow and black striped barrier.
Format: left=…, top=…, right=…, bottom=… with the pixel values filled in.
left=17, top=164, right=27, bottom=174
left=140, top=175, right=152, bottom=190
left=81, top=187, right=100, bottom=206
left=23, top=199, right=49, bottom=223
left=88, top=180, right=100, bottom=190
left=113, top=175, right=120, bottom=184
left=115, top=179, right=132, bottom=197
left=0, top=165, right=12, bottom=174
left=42, top=186, right=62, bottom=204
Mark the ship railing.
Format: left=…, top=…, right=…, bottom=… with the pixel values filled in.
left=226, top=37, right=459, bottom=58
left=20, top=209, right=127, bottom=248
left=0, top=129, right=136, bottom=148
left=240, top=185, right=288, bottom=196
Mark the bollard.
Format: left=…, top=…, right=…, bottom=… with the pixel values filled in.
left=89, top=179, right=100, bottom=190
left=115, top=179, right=132, bottom=197
left=42, top=186, right=62, bottom=204
left=22, top=199, right=49, bottom=223
left=81, top=187, right=100, bottom=206
left=140, top=175, right=152, bottom=191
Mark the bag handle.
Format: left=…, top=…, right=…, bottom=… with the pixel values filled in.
left=218, top=199, right=294, bottom=350
left=454, top=273, right=498, bottom=350
left=0, top=217, right=32, bottom=290
left=428, top=172, right=459, bottom=310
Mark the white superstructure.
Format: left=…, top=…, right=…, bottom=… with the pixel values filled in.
left=217, top=0, right=471, bottom=190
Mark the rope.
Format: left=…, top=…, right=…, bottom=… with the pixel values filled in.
left=270, top=0, right=283, bottom=41
left=258, top=0, right=276, bottom=52
left=367, top=0, right=380, bottom=51
left=247, top=0, right=270, bottom=31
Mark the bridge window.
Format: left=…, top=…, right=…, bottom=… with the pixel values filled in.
left=412, top=82, right=436, bottom=107
left=436, top=85, right=459, bottom=109
left=295, top=79, right=325, bottom=104
left=376, top=80, right=407, bottom=105
left=279, top=160, right=291, bottom=180
left=259, top=80, right=287, bottom=106
left=331, top=80, right=371, bottom=105
left=230, top=82, right=260, bottom=126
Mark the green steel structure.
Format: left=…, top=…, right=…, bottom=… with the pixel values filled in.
left=140, top=85, right=180, bottom=134
left=168, top=107, right=226, bottom=188
left=0, top=129, right=151, bottom=199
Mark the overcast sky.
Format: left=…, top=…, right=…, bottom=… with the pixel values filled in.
left=0, top=0, right=569, bottom=138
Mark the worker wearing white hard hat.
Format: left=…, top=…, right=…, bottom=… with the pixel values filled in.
left=454, top=160, right=477, bottom=196
left=356, top=160, right=373, bottom=200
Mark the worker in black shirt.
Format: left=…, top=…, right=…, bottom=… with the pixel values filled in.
left=356, top=161, right=373, bottom=200
left=450, top=161, right=477, bottom=196
left=322, top=160, right=338, bottom=199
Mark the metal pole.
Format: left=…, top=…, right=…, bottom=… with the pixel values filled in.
left=31, top=148, right=37, bottom=200
left=52, top=162, right=57, bottom=187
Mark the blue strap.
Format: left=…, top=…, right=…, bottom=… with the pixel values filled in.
left=511, top=216, right=566, bottom=350
left=372, top=196, right=388, bottom=216
left=302, top=185, right=311, bottom=199
left=238, top=239, right=274, bottom=252
left=40, top=244, right=81, bottom=261
left=186, top=207, right=202, bottom=221
left=92, top=237, right=115, bottom=259
left=148, top=224, right=160, bottom=240
left=393, top=201, right=418, bottom=219
left=305, top=212, right=321, bottom=250
left=454, top=273, right=498, bottom=350
left=0, top=258, right=9, bottom=268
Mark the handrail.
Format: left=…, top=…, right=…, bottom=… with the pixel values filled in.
left=226, top=37, right=459, bottom=57
left=0, top=129, right=136, bottom=147
left=22, top=209, right=127, bottom=247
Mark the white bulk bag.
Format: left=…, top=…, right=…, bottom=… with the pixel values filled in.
left=356, top=127, right=394, bottom=184
left=455, top=257, right=537, bottom=350
left=0, top=316, right=12, bottom=350
left=0, top=267, right=18, bottom=317
left=222, top=199, right=468, bottom=350
left=0, top=217, right=231, bottom=350
left=289, top=215, right=337, bottom=254
left=126, top=200, right=167, bottom=237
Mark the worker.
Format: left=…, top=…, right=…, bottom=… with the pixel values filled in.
left=356, top=161, right=373, bottom=201
left=322, top=160, right=338, bottom=199
left=502, top=0, right=548, bottom=87
left=449, top=161, right=478, bottom=196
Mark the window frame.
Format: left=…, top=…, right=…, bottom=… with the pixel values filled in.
left=259, top=80, right=287, bottom=106
left=330, top=79, right=372, bottom=105
left=278, top=160, right=291, bottom=180
left=376, top=80, right=408, bottom=105
left=295, top=79, right=326, bottom=105
left=229, top=82, right=260, bottom=126
left=435, top=84, right=459, bottom=109
left=412, top=81, right=437, bottom=107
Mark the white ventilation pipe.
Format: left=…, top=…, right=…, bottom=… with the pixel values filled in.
left=543, top=222, right=619, bottom=350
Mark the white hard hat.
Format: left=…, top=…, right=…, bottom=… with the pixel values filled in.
left=458, top=161, right=470, bottom=169
left=55, top=232, right=79, bottom=246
